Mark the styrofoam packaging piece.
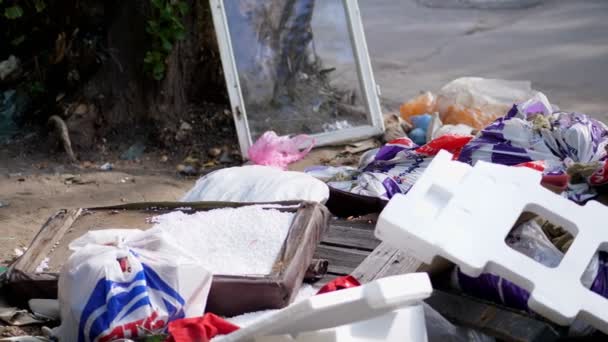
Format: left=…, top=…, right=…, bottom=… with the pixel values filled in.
left=214, top=273, right=432, bottom=342
left=181, top=165, right=329, bottom=203
left=375, top=150, right=608, bottom=332
left=250, top=306, right=427, bottom=342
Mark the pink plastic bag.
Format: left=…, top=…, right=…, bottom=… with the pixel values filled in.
left=248, top=131, right=315, bottom=170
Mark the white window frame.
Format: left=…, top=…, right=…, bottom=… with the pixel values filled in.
left=210, top=0, right=384, bottom=157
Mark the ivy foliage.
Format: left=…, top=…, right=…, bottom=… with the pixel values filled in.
left=144, top=0, right=189, bottom=80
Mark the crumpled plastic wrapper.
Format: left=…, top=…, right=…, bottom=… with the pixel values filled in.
left=459, top=92, right=608, bottom=203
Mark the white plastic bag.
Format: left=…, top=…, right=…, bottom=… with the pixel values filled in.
left=54, top=229, right=212, bottom=342
left=181, top=165, right=329, bottom=203
left=423, top=303, right=494, bottom=342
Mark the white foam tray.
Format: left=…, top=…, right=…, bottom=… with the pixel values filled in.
left=214, top=273, right=432, bottom=342
left=376, top=150, right=608, bottom=333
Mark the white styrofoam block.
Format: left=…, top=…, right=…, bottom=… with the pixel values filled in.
left=252, top=305, right=427, bottom=342
left=375, top=150, right=608, bottom=332
left=214, top=273, right=432, bottom=342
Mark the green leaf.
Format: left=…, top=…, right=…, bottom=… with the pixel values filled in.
left=34, top=0, right=47, bottom=12
left=150, top=0, right=163, bottom=9
left=4, top=5, right=24, bottom=19
left=177, top=2, right=188, bottom=16
left=161, top=39, right=173, bottom=52
left=11, top=35, right=25, bottom=45
left=174, top=30, right=186, bottom=41
left=153, top=62, right=165, bottom=80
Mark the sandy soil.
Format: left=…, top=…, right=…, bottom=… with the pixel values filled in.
left=0, top=149, right=195, bottom=266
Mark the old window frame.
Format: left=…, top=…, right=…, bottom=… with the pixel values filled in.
left=210, top=0, right=384, bottom=157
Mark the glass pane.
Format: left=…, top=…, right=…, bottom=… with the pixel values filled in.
left=224, top=0, right=370, bottom=141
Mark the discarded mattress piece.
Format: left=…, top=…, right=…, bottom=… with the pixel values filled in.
left=181, top=165, right=329, bottom=204
left=376, top=150, right=608, bottom=333
left=213, top=273, right=432, bottom=342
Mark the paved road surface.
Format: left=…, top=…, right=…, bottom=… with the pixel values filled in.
left=360, top=0, right=608, bottom=120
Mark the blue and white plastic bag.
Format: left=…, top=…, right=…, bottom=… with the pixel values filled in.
left=54, top=229, right=212, bottom=342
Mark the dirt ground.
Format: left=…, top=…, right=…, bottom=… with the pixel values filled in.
left=0, top=147, right=196, bottom=266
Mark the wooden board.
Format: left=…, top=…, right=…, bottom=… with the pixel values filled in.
left=426, top=290, right=564, bottom=342
left=322, top=225, right=379, bottom=251
left=314, top=245, right=369, bottom=275
left=351, top=242, right=426, bottom=283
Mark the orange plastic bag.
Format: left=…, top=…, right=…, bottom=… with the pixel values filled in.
left=400, top=78, right=537, bottom=130
left=399, top=92, right=436, bottom=124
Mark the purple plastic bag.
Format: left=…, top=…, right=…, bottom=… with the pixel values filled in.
left=453, top=219, right=608, bottom=334
left=458, top=93, right=608, bottom=202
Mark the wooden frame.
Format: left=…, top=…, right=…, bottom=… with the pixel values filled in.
left=210, top=0, right=385, bottom=157
left=4, top=201, right=330, bottom=316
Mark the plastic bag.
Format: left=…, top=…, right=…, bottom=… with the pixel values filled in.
left=305, top=135, right=472, bottom=200
left=55, top=229, right=212, bottom=342
left=400, top=92, right=436, bottom=124
left=181, top=165, right=329, bottom=203
left=400, top=78, right=537, bottom=130
left=436, top=77, right=536, bottom=129
left=248, top=131, right=315, bottom=170
left=452, top=219, right=608, bottom=335
left=459, top=92, right=608, bottom=202
left=423, top=303, right=494, bottom=342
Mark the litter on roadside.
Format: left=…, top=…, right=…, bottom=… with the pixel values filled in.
left=4, top=80, right=608, bottom=342
left=376, top=150, right=608, bottom=333
left=181, top=165, right=329, bottom=203
left=400, top=77, right=538, bottom=130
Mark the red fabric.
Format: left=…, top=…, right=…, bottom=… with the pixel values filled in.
left=515, top=161, right=570, bottom=192
left=540, top=174, right=570, bottom=192
left=415, top=134, right=473, bottom=160
left=590, top=160, right=608, bottom=185
left=166, top=313, right=239, bottom=342
left=316, top=275, right=361, bottom=295
left=166, top=275, right=363, bottom=341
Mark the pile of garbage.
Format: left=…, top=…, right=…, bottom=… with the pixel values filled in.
left=307, top=79, right=608, bottom=206
left=2, top=77, right=608, bottom=341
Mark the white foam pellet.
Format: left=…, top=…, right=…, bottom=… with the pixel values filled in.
left=149, top=206, right=294, bottom=276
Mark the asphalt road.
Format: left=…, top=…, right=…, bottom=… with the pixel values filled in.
left=360, top=0, right=608, bottom=120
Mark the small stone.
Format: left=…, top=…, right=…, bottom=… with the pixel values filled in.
left=82, top=161, right=94, bottom=168
left=177, top=164, right=198, bottom=176
left=100, top=162, right=113, bottom=171
left=160, top=155, right=169, bottom=163
left=179, top=121, right=193, bottom=131
left=0, top=201, right=8, bottom=208
left=208, top=147, right=222, bottom=158
left=183, top=156, right=199, bottom=165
